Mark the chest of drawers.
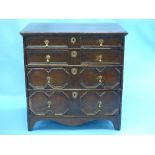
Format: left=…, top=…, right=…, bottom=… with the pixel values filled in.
left=20, top=23, right=127, bottom=130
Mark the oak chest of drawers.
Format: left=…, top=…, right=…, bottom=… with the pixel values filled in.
left=20, top=23, right=127, bottom=130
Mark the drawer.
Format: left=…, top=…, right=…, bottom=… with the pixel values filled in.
left=25, top=36, right=81, bottom=47
left=26, top=49, right=122, bottom=66
left=27, top=67, right=121, bottom=90
left=25, top=36, right=67, bottom=47
left=28, top=90, right=120, bottom=117
left=26, top=49, right=68, bottom=65
left=27, top=68, right=71, bottom=89
left=79, top=67, right=121, bottom=89
left=82, top=35, right=122, bottom=47
left=29, top=91, right=71, bottom=116
left=79, top=91, right=120, bottom=116
left=81, top=49, right=122, bottom=65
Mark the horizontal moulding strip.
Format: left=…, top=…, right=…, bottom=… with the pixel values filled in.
left=26, top=64, right=123, bottom=68
left=27, top=88, right=122, bottom=91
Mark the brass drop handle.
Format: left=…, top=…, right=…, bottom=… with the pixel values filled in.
left=45, top=54, right=51, bottom=63
left=71, top=37, right=76, bottom=44
left=71, top=68, right=78, bottom=75
left=46, top=76, right=51, bottom=84
left=96, top=55, right=103, bottom=62
left=98, top=39, right=104, bottom=46
left=71, top=50, right=77, bottom=58
left=72, top=92, right=78, bottom=99
left=44, top=40, right=49, bottom=47
left=98, top=100, right=102, bottom=108
left=96, top=75, right=103, bottom=83
left=47, top=101, right=52, bottom=108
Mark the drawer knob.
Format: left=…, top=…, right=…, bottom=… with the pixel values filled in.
left=71, top=68, right=78, bottom=75
left=45, top=54, right=51, bottom=63
left=71, top=37, right=76, bottom=44
left=98, top=100, right=102, bottom=108
left=46, top=76, right=51, bottom=84
left=72, top=92, right=78, bottom=99
left=44, top=40, right=49, bottom=47
left=71, top=50, right=77, bottom=58
left=98, top=39, right=104, bottom=47
left=96, top=55, right=103, bottom=62
left=96, top=75, right=103, bottom=83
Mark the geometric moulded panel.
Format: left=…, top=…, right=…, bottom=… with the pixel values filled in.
left=29, top=92, right=70, bottom=116
left=80, top=91, right=120, bottom=116
left=27, top=68, right=70, bottom=89
left=80, top=67, right=121, bottom=89
left=80, top=92, right=101, bottom=116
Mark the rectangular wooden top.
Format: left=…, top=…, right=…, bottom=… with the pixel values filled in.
left=20, top=23, right=128, bottom=35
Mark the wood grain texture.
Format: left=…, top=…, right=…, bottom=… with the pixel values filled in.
left=20, top=23, right=128, bottom=35
left=21, top=23, right=127, bottom=130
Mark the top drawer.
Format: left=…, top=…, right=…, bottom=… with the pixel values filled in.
left=24, top=35, right=123, bottom=48
left=24, top=36, right=81, bottom=48
left=82, top=35, right=122, bottom=47
left=25, top=36, right=67, bottom=47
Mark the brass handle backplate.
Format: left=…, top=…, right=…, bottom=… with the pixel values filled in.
left=71, top=68, right=78, bottom=75
left=96, top=55, right=103, bottom=62
left=45, top=54, right=51, bottom=63
left=98, top=39, right=104, bottom=46
left=44, top=40, right=49, bottom=47
left=71, top=50, right=77, bottom=58
left=72, top=92, right=78, bottom=99
left=71, top=37, right=76, bottom=44
left=46, top=76, right=51, bottom=84
left=96, top=75, right=103, bottom=83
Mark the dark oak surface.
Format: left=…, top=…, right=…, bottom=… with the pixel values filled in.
left=21, top=23, right=127, bottom=130
left=20, top=23, right=127, bottom=35
left=29, top=91, right=120, bottom=117
left=27, top=67, right=121, bottom=90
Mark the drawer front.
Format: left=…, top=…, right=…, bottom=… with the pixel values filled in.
left=25, top=36, right=67, bottom=46
left=81, top=49, right=122, bottom=65
left=28, top=90, right=120, bottom=117
left=26, top=50, right=68, bottom=65
left=29, top=91, right=70, bottom=116
left=79, top=67, right=121, bottom=89
left=27, top=68, right=71, bottom=89
left=26, top=49, right=121, bottom=66
left=25, top=35, right=122, bottom=47
left=82, top=35, right=122, bottom=47
left=27, top=67, right=121, bottom=89
left=26, top=49, right=81, bottom=66
left=79, top=91, right=120, bottom=116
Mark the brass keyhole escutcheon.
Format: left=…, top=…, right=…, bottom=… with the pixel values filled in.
left=71, top=37, right=76, bottom=44
left=46, top=76, right=51, bottom=84
left=98, top=39, right=104, bottom=47
left=45, top=54, right=51, bottom=63
left=96, top=75, right=103, bottom=83
left=96, top=55, right=103, bottom=62
left=71, top=68, right=78, bottom=75
left=44, top=40, right=49, bottom=47
left=71, top=50, right=77, bottom=58
left=72, top=92, right=78, bottom=99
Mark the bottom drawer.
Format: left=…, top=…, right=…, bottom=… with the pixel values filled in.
left=28, top=90, right=121, bottom=117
